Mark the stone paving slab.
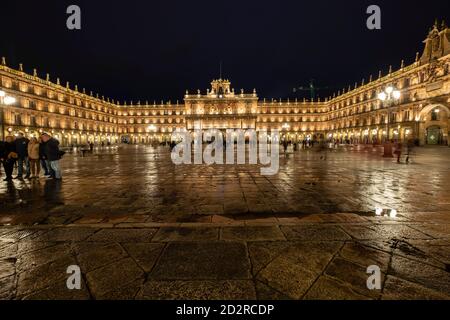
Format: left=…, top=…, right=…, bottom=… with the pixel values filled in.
left=139, top=280, right=257, bottom=300
left=150, top=242, right=252, bottom=281
left=86, top=228, right=158, bottom=242
left=86, top=257, right=145, bottom=299
left=220, top=226, right=286, bottom=241
left=382, top=276, right=450, bottom=300
left=74, top=242, right=129, bottom=273
left=152, top=227, right=219, bottom=242
left=281, top=225, right=351, bottom=241
left=303, top=276, right=371, bottom=300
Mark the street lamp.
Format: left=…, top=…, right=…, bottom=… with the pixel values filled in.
left=378, top=86, right=401, bottom=157
left=0, top=90, right=17, bottom=141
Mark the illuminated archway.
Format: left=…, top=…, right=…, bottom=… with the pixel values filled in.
left=418, top=103, right=450, bottom=146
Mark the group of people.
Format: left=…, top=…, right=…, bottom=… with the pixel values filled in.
left=0, top=132, right=63, bottom=182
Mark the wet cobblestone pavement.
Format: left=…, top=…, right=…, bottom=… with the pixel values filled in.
left=0, top=145, right=449, bottom=299
left=1, top=145, right=450, bottom=225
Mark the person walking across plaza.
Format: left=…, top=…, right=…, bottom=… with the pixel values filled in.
left=406, top=139, right=415, bottom=164
left=394, top=141, right=403, bottom=163
left=14, top=132, right=31, bottom=179
left=41, top=133, right=63, bottom=180
left=1, top=136, right=18, bottom=182
left=318, top=135, right=328, bottom=160
left=27, top=137, right=41, bottom=179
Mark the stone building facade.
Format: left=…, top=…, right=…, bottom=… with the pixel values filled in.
left=1, top=23, right=449, bottom=146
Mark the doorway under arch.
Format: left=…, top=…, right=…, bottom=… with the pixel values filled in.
left=426, top=126, right=446, bottom=145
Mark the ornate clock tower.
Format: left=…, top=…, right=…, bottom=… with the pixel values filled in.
left=184, top=79, right=258, bottom=132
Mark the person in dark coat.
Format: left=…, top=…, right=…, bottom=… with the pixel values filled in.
left=14, top=132, right=30, bottom=179
left=0, top=140, right=4, bottom=177
left=1, top=136, right=18, bottom=181
left=39, top=137, right=51, bottom=177
left=41, top=133, right=62, bottom=180
left=406, top=139, right=415, bottom=164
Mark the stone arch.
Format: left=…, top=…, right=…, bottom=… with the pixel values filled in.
left=418, top=103, right=450, bottom=121
left=418, top=103, right=450, bottom=146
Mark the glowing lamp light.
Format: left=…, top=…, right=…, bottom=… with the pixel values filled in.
left=375, top=207, right=383, bottom=216
left=385, top=86, right=394, bottom=94
left=377, top=92, right=387, bottom=101
left=392, top=90, right=401, bottom=100
left=0, top=90, right=5, bottom=97
left=3, top=96, right=16, bottom=105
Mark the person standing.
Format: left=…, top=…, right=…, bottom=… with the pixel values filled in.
left=1, top=136, right=18, bottom=181
left=27, top=137, right=41, bottom=179
left=41, top=133, right=63, bottom=180
left=14, top=132, right=30, bottom=179
left=39, top=136, right=51, bottom=177
left=283, top=140, right=288, bottom=158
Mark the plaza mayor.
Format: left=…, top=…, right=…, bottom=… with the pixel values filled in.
left=1, top=5, right=450, bottom=304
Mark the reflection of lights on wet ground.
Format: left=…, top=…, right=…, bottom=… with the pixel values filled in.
left=374, top=207, right=398, bottom=218
left=389, top=209, right=398, bottom=218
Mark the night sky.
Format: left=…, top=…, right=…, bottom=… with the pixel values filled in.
left=1, top=0, right=449, bottom=102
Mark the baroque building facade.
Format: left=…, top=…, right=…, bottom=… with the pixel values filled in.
left=1, top=23, right=449, bottom=146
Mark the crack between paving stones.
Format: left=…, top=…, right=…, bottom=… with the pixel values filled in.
left=144, top=242, right=170, bottom=283
left=116, top=242, right=148, bottom=297
left=244, top=241, right=258, bottom=300
left=300, top=241, right=347, bottom=300
left=71, top=243, right=95, bottom=300
left=250, top=242, right=292, bottom=279
left=379, top=238, right=400, bottom=299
